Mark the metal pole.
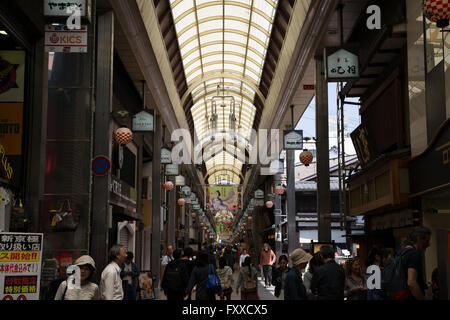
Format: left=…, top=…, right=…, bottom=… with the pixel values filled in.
left=287, top=148, right=297, bottom=254
left=316, top=57, right=331, bottom=243
left=151, top=114, right=162, bottom=288
left=184, top=203, right=189, bottom=248
left=168, top=176, right=176, bottom=248
left=274, top=174, right=282, bottom=258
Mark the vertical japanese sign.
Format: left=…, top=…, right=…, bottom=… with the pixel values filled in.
left=0, top=233, right=43, bottom=300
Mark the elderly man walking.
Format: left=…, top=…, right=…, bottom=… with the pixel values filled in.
left=100, top=244, right=127, bottom=300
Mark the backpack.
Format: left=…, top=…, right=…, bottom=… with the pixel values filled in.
left=163, top=262, right=184, bottom=292
left=381, top=248, right=413, bottom=300
left=206, top=264, right=222, bottom=294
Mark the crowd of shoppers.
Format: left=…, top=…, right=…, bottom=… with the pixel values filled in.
left=53, top=226, right=432, bottom=301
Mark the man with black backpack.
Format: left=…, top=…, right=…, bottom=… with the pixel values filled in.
left=382, top=227, right=431, bottom=300
left=161, top=249, right=189, bottom=300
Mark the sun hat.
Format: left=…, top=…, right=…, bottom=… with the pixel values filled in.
left=74, top=255, right=96, bottom=270
left=290, top=248, right=312, bottom=266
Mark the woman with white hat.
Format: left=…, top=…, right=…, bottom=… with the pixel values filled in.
left=54, top=255, right=100, bottom=300
left=284, top=248, right=312, bottom=300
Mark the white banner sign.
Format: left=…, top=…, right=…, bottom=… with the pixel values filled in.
left=45, top=25, right=88, bottom=53
left=0, top=233, right=43, bottom=301
left=44, top=0, right=87, bottom=17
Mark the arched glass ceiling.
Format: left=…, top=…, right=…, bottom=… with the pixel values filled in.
left=170, top=0, right=278, bottom=184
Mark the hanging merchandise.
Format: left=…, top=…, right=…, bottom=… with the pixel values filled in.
left=49, top=200, right=78, bottom=232
left=424, top=0, right=450, bottom=28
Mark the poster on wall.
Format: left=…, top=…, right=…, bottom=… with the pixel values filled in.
left=0, top=51, right=25, bottom=102
left=207, top=186, right=240, bottom=211
left=0, top=103, right=23, bottom=156
left=0, top=233, right=43, bottom=300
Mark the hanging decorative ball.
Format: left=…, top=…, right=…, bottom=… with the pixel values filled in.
left=248, top=216, right=253, bottom=222
left=424, top=0, right=450, bottom=28
left=243, top=223, right=247, bottom=227
left=163, top=181, right=174, bottom=191
left=177, top=198, right=186, bottom=206
left=266, top=201, right=274, bottom=208
left=275, top=185, right=285, bottom=195
left=191, top=212, right=197, bottom=218
left=200, top=222, right=205, bottom=227
left=114, top=127, right=133, bottom=145
left=300, top=149, right=313, bottom=166
left=203, top=226, right=207, bottom=231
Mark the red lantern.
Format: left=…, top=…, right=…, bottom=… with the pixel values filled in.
left=114, top=127, right=133, bottom=145
left=300, top=150, right=313, bottom=166
left=243, top=223, right=247, bottom=227
left=200, top=222, right=205, bottom=227
left=163, top=181, right=174, bottom=191
left=177, top=198, right=186, bottom=206
left=203, top=226, right=207, bottom=231
left=266, top=201, right=273, bottom=208
left=191, top=212, right=197, bottom=218
left=275, top=185, right=285, bottom=195
left=424, top=0, right=450, bottom=28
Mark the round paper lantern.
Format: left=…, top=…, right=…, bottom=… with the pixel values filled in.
left=243, top=223, right=247, bottom=227
left=300, top=150, right=313, bottom=166
left=177, top=198, right=186, bottom=206
left=248, top=216, right=253, bottom=222
left=163, top=181, right=174, bottom=191
left=114, top=127, right=133, bottom=145
left=266, top=201, right=274, bottom=208
left=200, top=222, right=205, bottom=227
left=275, top=185, right=285, bottom=195
left=203, top=226, right=207, bottom=231
left=424, top=0, right=450, bottom=28
left=191, top=212, right=197, bottom=218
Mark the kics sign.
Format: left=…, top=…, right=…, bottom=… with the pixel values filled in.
left=44, top=25, right=88, bottom=53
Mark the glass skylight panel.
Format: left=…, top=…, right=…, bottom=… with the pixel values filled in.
left=224, top=4, right=250, bottom=21
left=180, top=39, right=198, bottom=56
left=200, top=43, right=222, bottom=56
left=224, top=19, right=249, bottom=32
left=200, top=32, right=223, bottom=45
left=198, top=5, right=222, bottom=21
left=172, top=0, right=194, bottom=19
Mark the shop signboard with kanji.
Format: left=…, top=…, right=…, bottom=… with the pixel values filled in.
left=0, top=233, right=43, bottom=300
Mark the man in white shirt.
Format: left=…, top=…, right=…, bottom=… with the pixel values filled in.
left=162, top=245, right=174, bottom=267
left=239, top=249, right=249, bottom=268
left=100, top=244, right=127, bottom=300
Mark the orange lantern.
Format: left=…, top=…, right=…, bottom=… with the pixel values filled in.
left=200, top=222, right=205, bottom=227
left=163, top=181, right=174, bottom=191
left=424, top=0, right=450, bottom=28
left=191, top=212, right=197, bottom=218
left=114, top=127, right=133, bottom=145
left=248, top=216, right=253, bottom=222
left=266, top=201, right=273, bottom=208
left=300, top=150, right=313, bottom=166
left=177, top=198, right=186, bottom=206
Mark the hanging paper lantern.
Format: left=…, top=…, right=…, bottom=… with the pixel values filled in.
left=243, top=222, right=247, bottom=227
left=275, top=185, right=285, bottom=195
left=266, top=200, right=274, bottom=208
left=114, top=127, right=133, bottom=145
left=424, top=0, right=450, bottom=28
left=191, top=212, right=197, bottom=218
left=203, top=226, right=207, bottom=231
left=163, top=181, right=174, bottom=191
left=177, top=198, right=186, bottom=206
left=300, top=149, right=313, bottom=166
left=200, top=222, right=205, bottom=227
left=248, top=216, right=253, bottom=222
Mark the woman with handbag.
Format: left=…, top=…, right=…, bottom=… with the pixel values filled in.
left=54, top=255, right=100, bottom=300
left=236, top=256, right=259, bottom=300
left=217, top=256, right=233, bottom=300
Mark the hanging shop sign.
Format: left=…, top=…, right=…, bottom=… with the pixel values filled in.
left=326, top=48, right=359, bottom=81
left=175, top=175, right=185, bottom=186
left=161, top=147, right=172, bottom=164
left=132, top=110, right=154, bottom=132
left=190, top=198, right=198, bottom=205
left=44, top=0, right=91, bottom=21
left=269, top=160, right=284, bottom=175
left=0, top=233, right=43, bottom=300
left=193, top=204, right=200, bottom=210
left=181, top=186, right=191, bottom=196
left=255, top=199, right=265, bottom=207
left=165, top=164, right=179, bottom=176
left=254, top=189, right=264, bottom=199
left=190, top=193, right=197, bottom=202
left=283, top=130, right=303, bottom=150
left=351, top=124, right=376, bottom=168
left=45, top=25, right=88, bottom=53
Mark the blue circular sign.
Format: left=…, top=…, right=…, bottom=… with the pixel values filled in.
left=92, top=156, right=111, bottom=176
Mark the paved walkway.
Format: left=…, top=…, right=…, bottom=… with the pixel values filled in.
left=155, top=267, right=279, bottom=301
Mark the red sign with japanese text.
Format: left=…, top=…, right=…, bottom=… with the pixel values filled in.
left=0, top=233, right=43, bottom=300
